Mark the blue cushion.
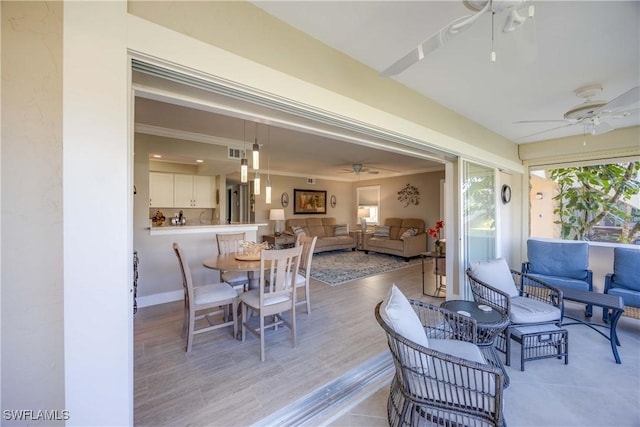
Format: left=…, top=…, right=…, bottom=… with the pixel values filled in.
left=526, top=239, right=589, bottom=280
left=607, top=287, right=640, bottom=308
left=527, top=273, right=591, bottom=292
left=612, top=247, right=640, bottom=292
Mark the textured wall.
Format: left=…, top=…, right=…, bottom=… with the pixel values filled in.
left=1, top=1, right=65, bottom=423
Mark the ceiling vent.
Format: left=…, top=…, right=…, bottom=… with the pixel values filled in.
left=228, top=147, right=246, bottom=160
left=306, top=178, right=316, bottom=185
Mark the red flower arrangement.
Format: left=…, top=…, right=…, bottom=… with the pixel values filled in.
left=428, top=220, right=444, bottom=245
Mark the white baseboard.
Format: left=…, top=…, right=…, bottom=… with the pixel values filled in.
left=137, top=290, right=183, bottom=308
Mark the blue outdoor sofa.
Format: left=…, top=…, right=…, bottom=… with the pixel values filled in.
left=603, top=247, right=640, bottom=321
left=522, top=238, right=593, bottom=317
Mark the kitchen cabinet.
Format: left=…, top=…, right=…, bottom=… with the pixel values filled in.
left=174, top=174, right=215, bottom=208
left=149, top=172, right=174, bottom=207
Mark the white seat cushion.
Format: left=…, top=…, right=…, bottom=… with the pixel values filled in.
left=428, top=339, right=487, bottom=364
left=380, top=284, right=429, bottom=347
left=221, top=271, right=248, bottom=284
left=469, top=258, right=519, bottom=297
left=194, top=283, right=237, bottom=305
left=510, top=296, right=561, bottom=324
left=240, top=289, right=291, bottom=308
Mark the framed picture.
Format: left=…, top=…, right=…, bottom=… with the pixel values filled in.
left=293, top=189, right=327, bottom=214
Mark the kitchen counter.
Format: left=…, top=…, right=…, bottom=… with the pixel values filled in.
left=148, top=223, right=268, bottom=236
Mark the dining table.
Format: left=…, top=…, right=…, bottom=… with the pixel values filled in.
left=203, top=252, right=266, bottom=290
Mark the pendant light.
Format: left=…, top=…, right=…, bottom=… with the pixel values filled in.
left=241, top=121, right=248, bottom=183
left=265, top=126, right=272, bottom=204
left=241, top=158, right=248, bottom=183
left=252, top=122, right=260, bottom=170
left=254, top=171, right=261, bottom=195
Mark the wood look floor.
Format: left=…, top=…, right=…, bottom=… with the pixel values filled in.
left=134, top=257, right=439, bottom=426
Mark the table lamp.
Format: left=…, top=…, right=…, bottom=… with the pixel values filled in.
left=269, top=208, right=285, bottom=235
left=357, top=207, right=370, bottom=232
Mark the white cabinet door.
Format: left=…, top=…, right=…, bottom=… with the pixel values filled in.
left=193, top=175, right=214, bottom=208
left=149, top=172, right=174, bottom=207
left=174, top=174, right=194, bottom=207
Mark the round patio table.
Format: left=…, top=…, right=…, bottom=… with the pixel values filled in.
left=441, top=299, right=511, bottom=388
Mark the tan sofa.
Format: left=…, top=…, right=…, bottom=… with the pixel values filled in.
left=364, top=218, right=427, bottom=260
left=285, top=217, right=356, bottom=253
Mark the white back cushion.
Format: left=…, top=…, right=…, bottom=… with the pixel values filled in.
left=469, top=258, right=519, bottom=297
left=380, top=284, right=429, bottom=347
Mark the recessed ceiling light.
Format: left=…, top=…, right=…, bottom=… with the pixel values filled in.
left=196, top=159, right=204, bottom=163
left=152, top=154, right=162, bottom=158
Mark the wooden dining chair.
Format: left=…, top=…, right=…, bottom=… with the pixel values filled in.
left=239, top=245, right=303, bottom=361
left=173, top=243, right=238, bottom=352
left=216, top=232, right=249, bottom=292
left=294, top=235, right=318, bottom=314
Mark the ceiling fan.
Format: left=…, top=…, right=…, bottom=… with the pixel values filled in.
left=381, top=0, right=536, bottom=76
left=515, top=85, right=640, bottom=140
left=339, top=163, right=383, bottom=175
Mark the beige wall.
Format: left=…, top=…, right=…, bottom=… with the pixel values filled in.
left=355, top=171, right=445, bottom=240
left=529, top=174, right=558, bottom=239
left=1, top=1, right=65, bottom=421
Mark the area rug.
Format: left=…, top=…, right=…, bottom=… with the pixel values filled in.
left=309, top=250, right=422, bottom=286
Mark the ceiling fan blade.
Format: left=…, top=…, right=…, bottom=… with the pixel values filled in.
left=514, top=119, right=571, bottom=124
left=596, top=86, right=640, bottom=115
left=516, top=122, right=578, bottom=141
left=381, top=1, right=491, bottom=77
left=593, top=121, right=614, bottom=135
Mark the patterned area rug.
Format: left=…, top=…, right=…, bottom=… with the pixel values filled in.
left=309, top=250, right=422, bottom=286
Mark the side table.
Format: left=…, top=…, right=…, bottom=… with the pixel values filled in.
left=262, top=234, right=295, bottom=249
left=353, top=230, right=372, bottom=251
left=421, top=252, right=446, bottom=297
left=441, top=299, right=510, bottom=388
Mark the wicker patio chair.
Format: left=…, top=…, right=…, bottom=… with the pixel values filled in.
left=467, top=259, right=563, bottom=367
left=375, top=296, right=505, bottom=427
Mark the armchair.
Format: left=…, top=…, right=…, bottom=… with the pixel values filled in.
left=376, top=285, right=505, bottom=427
left=603, top=247, right=640, bottom=321
left=522, top=238, right=593, bottom=316
left=468, top=258, right=563, bottom=367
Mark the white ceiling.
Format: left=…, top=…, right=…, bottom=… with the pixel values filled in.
left=136, top=1, right=639, bottom=181
left=252, top=0, right=640, bottom=143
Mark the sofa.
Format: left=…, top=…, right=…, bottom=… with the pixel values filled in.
left=364, top=218, right=427, bottom=260
left=603, top=247, right=640, bottom=321
left=522, top=238, right=593, bottom=316
left=285, top=217, right=356, bottom=253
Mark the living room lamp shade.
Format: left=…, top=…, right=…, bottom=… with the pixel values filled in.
left=358, top=207, right=370, bottom=231
left=269, top=208, right=285, bottom=235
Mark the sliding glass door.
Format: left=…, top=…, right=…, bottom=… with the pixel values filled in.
left=462, top=160, right=497, bottom=268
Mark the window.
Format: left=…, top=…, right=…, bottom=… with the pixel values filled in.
left=530, top=161, right=640, bottom=244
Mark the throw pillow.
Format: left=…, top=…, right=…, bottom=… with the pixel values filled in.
left=373, top=225, right=390, bottom=239
left=334, top=224, right=349, bottom=236
left=400, top=228, right=418, bottom=240
left=291, top=225, right=306, bottom=237
left=380, top=284, right=429, bottom=348
left=469, top=258, right=519, bottom=297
